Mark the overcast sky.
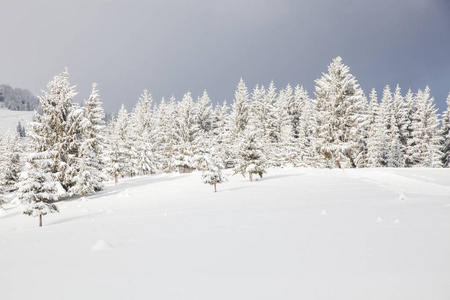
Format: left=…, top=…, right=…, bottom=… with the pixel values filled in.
left=1, top=0, right=449, bottom=113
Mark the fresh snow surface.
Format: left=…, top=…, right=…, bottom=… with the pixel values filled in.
left=0, top=107, right=34, bottom=134
left=1, top=167, right=450, bottom=300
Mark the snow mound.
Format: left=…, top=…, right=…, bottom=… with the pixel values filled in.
left=106, top=208, right=115, bottom=214
left=11, top=197, right=21, bottom=205
left=0, top=207, right=6, bottom=216
left=90, top=240, right=114, bottom=251
left=398, top=192, right=407, bottom=201
left=82, top=207, right=89, bottom=213
left=393, top=219, right=401, bottom=224
left=320, top=209, right=328, bottom=216
left=119, top=189, right=131, bottom=198
left=376, top=216, right=386, bottom=223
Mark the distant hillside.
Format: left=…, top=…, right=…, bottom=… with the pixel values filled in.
left=0, top=107, right=35, bottom=136
left=0, top=85, right=39, bottom=111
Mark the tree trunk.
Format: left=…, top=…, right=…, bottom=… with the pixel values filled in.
left=115, top=174, right=118, bottom=184
left=249, top=172, right=253, bottom=182
left=39, top=214, right=42, bottom=227
left=214, top=183, right=217, bottom=193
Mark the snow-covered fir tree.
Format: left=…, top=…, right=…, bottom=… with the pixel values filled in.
left=229, top=78, right=250, bottom=150
left=69, top=83, right=108, bottom=196
left=314, top=57, right=368, bottom=168
left=441, top=93, right=450, bottom=167
left=201, top=146, right=226, bottom=192
left=269, top=84, right=295, bottom=166
left=234, top=127, right=266, bottom=182
left=366, top=88, right=384, bottom=167
left=17, top=122, right=60, bottom=227
left=130, top=89, right=158, bottom=175
left=173, top=93, right=197, bottom=172
left=378, top=85, right=399, bottom=167
left=403, top=89, right=417, bottom=167
left=295, top=87, right=320, bottom=167
left=192, top=90, right=215, bottom=170
left=104, top=105, right=133, bottom=183
left=212, top=100, right=232, bottom=165
left=195, top=90, right=214, bottom=134
left=19, top=154, right=59, bottom=227
left=154, top=96, right=178, bottom=172
left=248, top=84, right=272, bottom=165
left=386, top=85, right=407, bottom=167
left=23, top=68, right=79, bottom=194
left=408, top=87, right=442, bottom=167
left=0, top=130, right=23, bottom=189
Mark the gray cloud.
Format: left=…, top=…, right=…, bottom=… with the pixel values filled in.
left=1, top=0, right=449, bottom=113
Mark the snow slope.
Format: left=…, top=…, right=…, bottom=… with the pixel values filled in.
left=0, top=107, right=34, bottom=135
left=1, top=168, right=449, bottom=300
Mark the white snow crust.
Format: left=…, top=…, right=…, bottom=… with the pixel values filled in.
left=0, top=167, right=449, bottom=299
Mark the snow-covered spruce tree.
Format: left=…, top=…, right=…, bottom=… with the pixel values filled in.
left=234, top=127, right=266, bottom=182
left=314, top=57, right=368, bottom=168
left=195, top=90, right=214, bottom=134
left=19, top=154, right=59, bottom=227
left=69, top=83, right=108, bottom=196
left=202, top=146, right=226, bottom=192
left=173, top=93, right=197, bottom=172
left=154, top=96, right=178, bottom=172
left=262, top=81, right=279, bottom=166
left=366, top=88, right=384, bottom=167
left=378, top=85, right=403, bottom=167
left=408, top=87, right=442, bottom=167
left=385, top=85, right=407, bottom=167
left=353, top=94, right=370, bottom=168
left=403, top=89, right=417, bottom=167
left=26, top=68, right=78, bottom=193
left=441, top=93, right=450, bottom=167
left=212, top=100, right=232, bottom=165
left=229, top=78, right=250, bottom=148
left=17, top=122, right=60, bottom=227
left=392, top=85, right=408, bottom=146
left=295, top=87, right=321, bottom=167
left=248, top=84, right=274, bottom=165
left=104, top=105, right=133, bottom=183
left=130, top=89, right=158, bottom=175
left=0, top=130, right=23, bottom=189
left=272, top=84, right=295, bottom=166
left=192, top=90, right=215, bottom=170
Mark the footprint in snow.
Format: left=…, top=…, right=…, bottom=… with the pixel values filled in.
left=393, top=218, right=401, bottom=224
left=320, top=210, right=328, bottom=216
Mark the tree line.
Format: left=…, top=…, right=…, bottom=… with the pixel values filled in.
left=1, top=57, right=449, bottom=226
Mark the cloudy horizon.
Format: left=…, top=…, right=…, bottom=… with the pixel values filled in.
left=1, top=0, right=449, bottom=113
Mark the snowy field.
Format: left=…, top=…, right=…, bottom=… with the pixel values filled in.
left=1, top=167, right=450, bottom=299
left=0, top=108, right=34, bottom=135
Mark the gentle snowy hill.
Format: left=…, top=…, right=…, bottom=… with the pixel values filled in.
left=0, top=107, right=34, bottom=135
left=1, top=168, right=449, bottom=299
